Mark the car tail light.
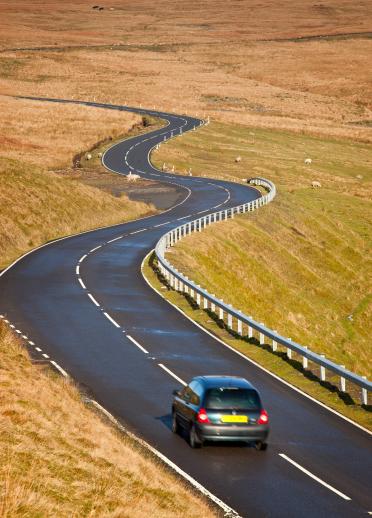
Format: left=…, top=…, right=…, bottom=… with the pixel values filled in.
left=197, top=408, right=210, bottom=424
left=258, top=409, right=269, bottom=425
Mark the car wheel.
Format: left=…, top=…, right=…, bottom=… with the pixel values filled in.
left=255, top=441, right=268, bottom=451
left=189, top=424, right=202, bottom=448
left=171, top=412, right=179, bottom=434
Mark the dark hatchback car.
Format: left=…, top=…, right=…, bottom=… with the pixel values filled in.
left=172, top=375, right=269, bottom=449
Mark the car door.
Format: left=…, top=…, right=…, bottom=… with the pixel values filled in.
left=175, top=386, right=192, bottom=428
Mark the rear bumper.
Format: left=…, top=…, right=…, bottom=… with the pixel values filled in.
left=196, top=423, right=269, bottom=443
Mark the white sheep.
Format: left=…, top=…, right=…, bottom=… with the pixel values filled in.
left=235, top=156, right=242, bottom=163
left=311, top=181, right=321, bottom=188
left=86, top=153, right=92, bottom=160
left=127, top=172, right=140, bottom=182
left=305, top=158, right=312, bottom=165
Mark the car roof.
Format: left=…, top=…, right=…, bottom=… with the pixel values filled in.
left=193, top=375, right=255, bottom=390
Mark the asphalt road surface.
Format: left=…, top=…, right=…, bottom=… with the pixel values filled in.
left=1, top=98, right=371, bottom=518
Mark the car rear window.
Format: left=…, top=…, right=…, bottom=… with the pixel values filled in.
left=205, top=388, right=261, bottom=410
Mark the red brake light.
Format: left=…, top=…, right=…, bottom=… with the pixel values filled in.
left=258, top=409, right=269, bottom=425
left=197, top=408, right=210, bottom=424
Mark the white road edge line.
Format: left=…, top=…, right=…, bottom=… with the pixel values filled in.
left=158, top=363, right=187, bottom=386
left=89, top=399, right=241, bottom=518
left=127, top=335, right=149, bottom=354
left=103, top=312, right=121, bottom=328
left=50, top=360, right=69, bottom=378
left=140, top=252, right=372, bottom=436
left=279, top=454, right=351, bottom=501
left=88, top=293, right=100, bottom=307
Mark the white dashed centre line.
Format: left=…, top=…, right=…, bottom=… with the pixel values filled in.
left=35, top=347, right=42, bottom=352
left=79, top=254, right=87, bottom=263
left=130, top=228, right=147, bottom=234
left=89, top=245, right=102, bottom=253
left=76, top=265, right=80, bottom=275
left=42, top=353, right=50, bottom=359
left=107, top=236, right=123, bottom=243
left=103, top=312, right=121, bottom=328
left=154, top=221, right=170, bottom=227
left=78, top=278, right=86, bottom=290
left=158, top=363, right=187, bottom=386
left=278, top=454, right=351, bottom=501
left=88, top=293, right=100, bottom=307
left=127, top=335, right=149, bottom=354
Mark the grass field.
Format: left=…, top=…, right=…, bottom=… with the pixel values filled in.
left=0, top=322, right=216, bottom=517
left=152, top=121, right=372, bottom=380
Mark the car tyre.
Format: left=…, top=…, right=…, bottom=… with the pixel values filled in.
left=171, top=411, right=179, bottom=434
left=189, top=424, right=202, bottom=448
left=255, top=441, right=268, bottom=451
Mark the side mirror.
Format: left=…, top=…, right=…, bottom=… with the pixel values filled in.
left=172, top=389, right=180, bottom=396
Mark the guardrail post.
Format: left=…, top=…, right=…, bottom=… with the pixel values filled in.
left=170, top=274, right=174, bottom=288
left=320, top=355, right=326, bottom=381
left=361, top=377, right=368, bottom=405
left=303, top=346, right=308, bottom=369
left=227, top=312, right=232, bottom=329
left=259, top=325, right=265, bottom=344
left=198, top=219, right=202, bottom=232
left=203, top=297, right=208, bottom=309
left=174, top=278, right=179, bottom=291
left=211, top=297, right=216, bottom=312
left=208, top=214, right=212, bottom=225
left=248, top=323, right=253, bottom=339
left=340, top=366, right=346, bottom=392
left=224, top=209, right=228, bottom=220
left=287, top=339, right=292, bottom=359
left=219, top=305, right=224, bottom=321
left=196, top=292, right=201, bottom=306
left=190, top=287, right=194, bottom=298
left=237, top=319, right=242, bottom=336
left=272, top=332, right=277, bottom=351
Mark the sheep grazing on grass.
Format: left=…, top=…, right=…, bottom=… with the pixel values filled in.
left=127, top=172, right=140, bottom=182
left=304, top=158, right=312, bottom=165
left=86, top=153, right=92, bottom=160
left=235, top=156, right=242, bottom=163
left=311, top=181, right=321, bottom=188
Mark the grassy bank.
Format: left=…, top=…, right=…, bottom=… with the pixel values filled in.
left=0, top=156, right=155, bottom=269
left=143, top=253, right=371, bottom=430
left=0, top=322, right=216, bottom=517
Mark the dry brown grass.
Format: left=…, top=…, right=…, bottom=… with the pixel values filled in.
left=0, top=1, right=371, bottom=142
left=0, top=95, right=141, bottom=168
left=0, top=322, right=216, bottom=517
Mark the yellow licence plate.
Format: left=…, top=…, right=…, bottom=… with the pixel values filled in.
left=221, top=415, right=248, bottom=423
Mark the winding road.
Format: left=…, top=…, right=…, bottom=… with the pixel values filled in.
left=0, top=99, right=371, bottom=518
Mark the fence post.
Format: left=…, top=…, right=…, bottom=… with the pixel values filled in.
left=227, top=311, right=232, bottom=329
left=320, top=355, right=326, bottom=381
left=219, top=305, right=224, bottom=321
left=204, top=297, right=208, bottom=309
